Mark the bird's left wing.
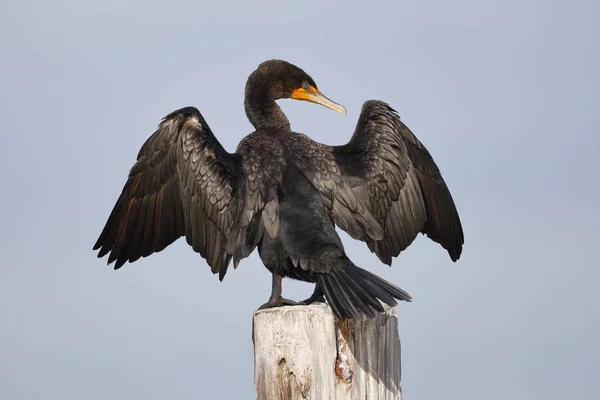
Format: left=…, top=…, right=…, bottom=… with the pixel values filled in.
left=300, top=100, right=464, bottom=265
left=93, top=107, right=244, bottom=279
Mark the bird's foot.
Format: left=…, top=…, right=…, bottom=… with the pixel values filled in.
left=258, top=297, right=302, bottom=310
left=300, top=294, right=326, bottom=305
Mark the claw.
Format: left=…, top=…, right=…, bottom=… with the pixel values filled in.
left=258, top=296, right=302, bottom=310
left=301, top=284, right=326, bottom=305
left=300, top=294, right=326, bottom=305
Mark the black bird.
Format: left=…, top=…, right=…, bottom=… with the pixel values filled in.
left=93, top=60, right=464, bottom=320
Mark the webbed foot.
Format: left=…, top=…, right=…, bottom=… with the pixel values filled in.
left=300, top=294, right=326, bottom=305
left=258, top=297, right=302, bottom=310
left=301, top=284, right=326, bottom=305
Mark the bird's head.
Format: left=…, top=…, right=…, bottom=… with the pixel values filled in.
left=246, top=59, right=346, bottom=115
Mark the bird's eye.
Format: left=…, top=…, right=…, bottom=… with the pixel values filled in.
left=302, top=82, right=309, bottom=89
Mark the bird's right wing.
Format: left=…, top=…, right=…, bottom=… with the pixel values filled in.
left=93, top=107, right=245, bottom=279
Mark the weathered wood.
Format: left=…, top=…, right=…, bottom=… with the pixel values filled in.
left=253, top=303, right=401, bottom=400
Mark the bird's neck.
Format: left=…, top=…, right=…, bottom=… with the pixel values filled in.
left=245, top=90, right=291, bottom=131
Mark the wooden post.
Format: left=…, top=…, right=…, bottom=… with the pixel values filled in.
left=253, top=303, right=402, bottom=400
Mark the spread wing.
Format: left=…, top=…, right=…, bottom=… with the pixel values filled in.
left=303, top=100, right=464, bottom=265
left=93, top=106, right=248, bottom=279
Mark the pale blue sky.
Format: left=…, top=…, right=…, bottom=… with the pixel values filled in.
left=1, top=0, right=598, bottom=399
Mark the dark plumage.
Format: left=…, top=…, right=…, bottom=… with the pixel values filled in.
left=93, top=59, right=464, bottom=320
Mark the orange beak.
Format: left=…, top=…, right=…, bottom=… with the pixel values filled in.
left=291, top=85, right=347, bottom=115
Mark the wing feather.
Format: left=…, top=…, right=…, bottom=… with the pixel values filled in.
left=301, top=100, right=463, bottom=263
left=93, top=106, right=248, bottom=279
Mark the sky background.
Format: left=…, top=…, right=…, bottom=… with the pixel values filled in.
left=1, top=0, right=598, bottom=399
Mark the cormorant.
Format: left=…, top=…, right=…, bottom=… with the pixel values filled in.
left=93, top=60, right=464, bottom=320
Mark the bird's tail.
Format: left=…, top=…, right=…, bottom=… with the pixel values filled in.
left=316, top=263, right=412, bottom=320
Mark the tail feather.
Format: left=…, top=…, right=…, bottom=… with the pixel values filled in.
left=318, top=275, right=346, bottom=320
left=338, top=272, right=383, bottom=315
left=352, top=266, right=413, bottom=301
left=332, top=273, right=374, bottom=317
left=351, top=272, right=398, bottom=308
left=317, top=263, right=412, bottom=320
